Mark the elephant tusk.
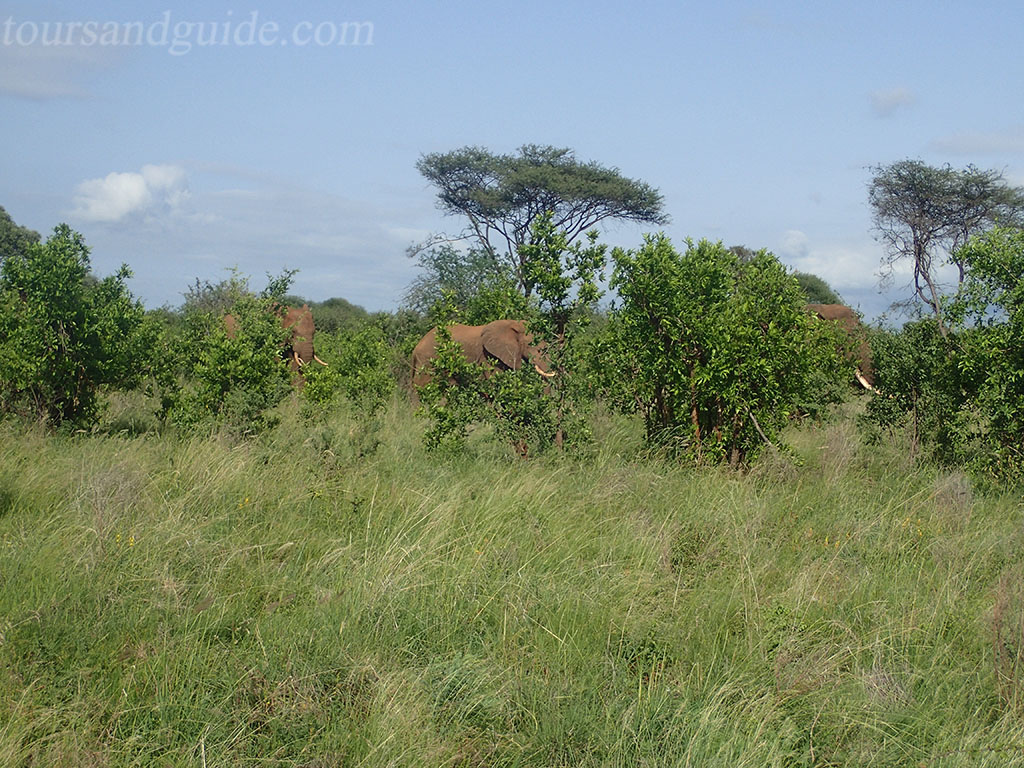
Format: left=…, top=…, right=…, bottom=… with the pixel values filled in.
left=854, top=368, right=875, bottom=391
left=313, top=354, right=328, bottom=366
left=294, top=351, right=304, bottom=367
left=534, top=364, right=556, bottom=378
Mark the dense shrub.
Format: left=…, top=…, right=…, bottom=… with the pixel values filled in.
left=866, top=227, right=1024, bottom=482
left=602, top=236, right=845, bottom=465
left=863, top=319, right=966, bottom=461
left=302, top=325, right=395, bottom=417
left=956, top=227, right=1024, bottom=480
left=415, top=324, right=491, bottom=452
left=0, top=225, right=148, bottom=426
left=157, top=274, right=292, bottom=434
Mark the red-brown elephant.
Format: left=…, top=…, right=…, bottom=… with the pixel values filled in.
left=225, top=303, right=327, bottom=375
left=806, top=303, right=874, bottom=390
left=411, top=319, right=554, bottom=389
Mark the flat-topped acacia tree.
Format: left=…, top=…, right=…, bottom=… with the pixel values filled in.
left=416, top=144, right=668, bottom=297
left=868, top=159, right=1024, bottom=336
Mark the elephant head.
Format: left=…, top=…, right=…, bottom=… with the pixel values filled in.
left=278, top=304, right=328, bottom=372
left=224, top=302, right=327, bottom=377
left=411, top=319, right=554, bottom=389
left=806, top=303, right=874, bottom=389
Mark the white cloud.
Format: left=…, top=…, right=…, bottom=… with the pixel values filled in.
left=930, top=126, right=1024, bottom=155
left=75, top=168, right=427, bottom=310
left=776, top=230, right=884, bottom=293
left=780, top=229, right=809, bottom=259
left=784, top=241, right=901, bottom=320
left=71, top=164, right=189, bottom=222
left=0, top=42, right=115, bottom=99
left=870, top=87, right=915, bottom=118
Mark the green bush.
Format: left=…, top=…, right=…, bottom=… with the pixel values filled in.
left=489, top=366, right=556, bottom=456
left=956, top=227, right=1024, bottom=481
left=334, top=326, right=395, bottom=416
left=519, top=213, right=607, bottom=449
left=302, top=325, right=395, bottom=457
left=604, top=236, right=844, bottom=465
left=415, top=325, right=490, bottom=453
left=862, top=319, right=966, bottom=462
left=298, top=359, right=343, bottom=411
left=793, top=270, right=844, bottom=304
left=159, top=276, right=292, bottom=434
left=866, top=227, right=1024, bottom=483
left=0, top=225, right=148, bottom=427
left=416, top=215, right=607, bottom=457
left=303, top=326, right=394, bottom=412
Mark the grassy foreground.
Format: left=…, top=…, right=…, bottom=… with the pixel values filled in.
left=1, top=399, right=1024, bottom=766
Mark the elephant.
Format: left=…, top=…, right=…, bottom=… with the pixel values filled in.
left=224, top=303, right=327, bottom=374
left=411, top=319, right=555, bottom=389
left=806, top=303, right=874, bottom=390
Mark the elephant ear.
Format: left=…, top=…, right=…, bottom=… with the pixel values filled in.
left=480, top=321, right=522, bottom=369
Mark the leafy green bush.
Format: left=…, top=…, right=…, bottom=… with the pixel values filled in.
left=415, top=215, right=607, bottom=457
left=416, top=333, right=558, bottom=458
left=298, top=358, right=342, bottom=411
left=793, top=270, right=844, bottom=304
left=0, top=205, right=40, bottom=266
left=488, top=366, right=556, bottom=456
left=862, top=319, right=966, bottom=461
left=302, top=324, right=395, bottom=456
left=0, top=225, right=148, bottom=427
left=458, top=271, right=532, bottom=327
left=797, top=316, right=867, bottom=421
left=306, top=296, right=371, bottom=334
left=415, top=325, right=490, bottom=453
left=158, top=274, right=293, bottom=434
left=333, top=325, right=395, bottom=416
left=603, top=236, right=843, bottom=465
left=519, top=212, right=608, bottom=449
left=956, top=227, right=1024, bottom=481
left=866, top=227, right=1024, bottom=482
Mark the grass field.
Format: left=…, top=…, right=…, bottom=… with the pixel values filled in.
left=1, top=397, right=1023, bottom=766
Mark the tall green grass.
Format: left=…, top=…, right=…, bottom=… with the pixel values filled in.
left=1, top=398, right=1023, bottom=766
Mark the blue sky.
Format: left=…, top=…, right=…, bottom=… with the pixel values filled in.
left=2, top=0, right=1022, bottom=320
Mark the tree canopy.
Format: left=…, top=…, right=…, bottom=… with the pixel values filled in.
left=0, top=205, right=40, bottom=266
left=415, top=144, right=667, bottom=296
left=793, top=271, right=844, bottom=305
left=865, top=225, right=1024, bottom=481
left=402, top=244, right=509, bottom=319
left=601, top=237, right=845, bottom=465
left=868, top=159, right=1024, bottom=334
left=0, top=225, right=147, bottom=425
left=307, top=296, right=372, bottom=334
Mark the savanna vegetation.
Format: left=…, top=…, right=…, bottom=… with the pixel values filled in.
left=2, top=153, right=1024, bottom=766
